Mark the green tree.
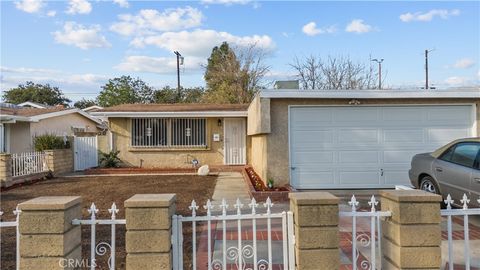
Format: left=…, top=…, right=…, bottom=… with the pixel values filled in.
left=154, top=86, right=205, bottom=104
left=2, top=81, right=71, bottom=106
left=203, top=42, right=270, bottom=104
left=97, top=76, right=154, bottom=107
left=73, top=98, right=97, bottom=109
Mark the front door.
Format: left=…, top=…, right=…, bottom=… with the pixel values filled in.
left=224, top=118, right=246, bottom=165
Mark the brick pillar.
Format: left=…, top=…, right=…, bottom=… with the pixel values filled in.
left=0, top=153, right=12, bottom=187
left=289, top=192, right=340, bottom=270
left=18, top=196, right=82, bottom=270
left=380, top=190, right=442, bottom=269
left=125, top=194, right=176, bottom=270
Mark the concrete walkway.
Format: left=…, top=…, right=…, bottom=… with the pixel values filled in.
left=211, top=172, right=251, bottom=206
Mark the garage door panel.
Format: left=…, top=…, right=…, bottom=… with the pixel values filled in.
left=427, top=128, right=472, bottom=143
left=289, top=105, right=475, bottom=189
left=292, top=151, right=333, bottom=164
left=383, top=129, right=424, bottom=143
left=338, top=129, right=378, bottom=143
left=339, top=151, right=378, bottom=164
left=384, top=150, right=421, bottom=164
left=382, top=108, right=425, bottom=121
left=333, top=107, right=379, bottom=122
left=293, top=171, right=335, bottom=186
left=292, top=130, right=334, bottom=144
left=339, top=170, right=381, bottom=184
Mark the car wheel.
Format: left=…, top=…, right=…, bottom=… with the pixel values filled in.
left=420, top=176, right=440, bottom=195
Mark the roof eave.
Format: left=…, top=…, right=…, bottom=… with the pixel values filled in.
left=90, top=111, right=248, bottom=118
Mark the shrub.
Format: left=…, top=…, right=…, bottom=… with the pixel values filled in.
left=99, top=150, right=121, bottom=168
left=34, top=134, right=68, bottom=151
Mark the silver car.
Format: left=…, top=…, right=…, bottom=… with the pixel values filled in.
left=409, top=137, right=480, bottom=207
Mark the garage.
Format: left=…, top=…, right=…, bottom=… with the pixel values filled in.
left=288, top=105, right=476, bottom=189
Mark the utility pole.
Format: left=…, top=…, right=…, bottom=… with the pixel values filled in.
left=174, top=51, right=182, bottom=99
left=371, top=58, right=384, bottom=89
left=424, top=49, right=434, bottom=90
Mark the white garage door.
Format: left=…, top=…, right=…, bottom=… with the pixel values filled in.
left=289, top=105, right=476, bottom=189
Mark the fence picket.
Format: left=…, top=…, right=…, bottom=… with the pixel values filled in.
left=11, top=151, right=48, bottom=177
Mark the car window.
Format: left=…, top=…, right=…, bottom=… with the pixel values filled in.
left=449, top=143, right=480, bottom=168
left=440, top=145, right=455, bottom=162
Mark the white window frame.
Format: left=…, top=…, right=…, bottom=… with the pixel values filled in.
left=131, top=118, right=207, bottom=148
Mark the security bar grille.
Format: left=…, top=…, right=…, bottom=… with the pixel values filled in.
left=131, top=118, right=207, bottom=148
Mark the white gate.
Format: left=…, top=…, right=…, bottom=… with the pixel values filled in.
left=224, top=118, right=246, bottom=165
left=172, top=197, right=295, bottom=270
left=74, top=136, right=98, bottom=171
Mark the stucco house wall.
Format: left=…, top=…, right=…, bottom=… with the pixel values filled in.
left=109, top=117, right=230, bottom=168
left=8, top=122, right=32, bottom=153
left=30, top=113, right=101, bottom=136
left=248, top=96, right=480, bottom=186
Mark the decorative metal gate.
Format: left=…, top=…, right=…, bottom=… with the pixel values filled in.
left=172, top=197, right=295, bottom=270
left=339, top=195, right=392, bottom=270
left=74, top=136, right=98, bottom=171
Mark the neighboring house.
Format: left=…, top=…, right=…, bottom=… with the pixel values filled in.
left=92, top=104, right=248, bottom=168
left=17, top=101, right=48, bottom=108
left=0, top=104, right=104, bottom=153
left=83, top=105, right=104, bottom=113
left=92, top=89, right=480, bottom=190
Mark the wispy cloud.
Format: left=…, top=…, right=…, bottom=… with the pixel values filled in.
left=302, top=22, right=336, bottom=36
left=113, top=0, right=129, bottom=8
left=115, top=55, right=205, bottom=74
left=400, top=9, right=460, bottom=22
left=345, top=19, right=373, bottom=34
left=453, top=58, right=475, bottom=69
left=110, top=7, right=203, bottom=36
left=66, top=0, right=92, bottom=15
left=53, top=22, right=111, bottom=50
left=14, top=0, right=44, bottom=13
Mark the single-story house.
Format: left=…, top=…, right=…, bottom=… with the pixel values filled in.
left=92, top=89, right=479, bottom=189
left=0, top=104, right=105, bottom=153
left=91, top=103, right=249, bottom=168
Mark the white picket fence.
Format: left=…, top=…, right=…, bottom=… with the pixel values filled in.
left=0, top=207, right=21, bottom=270
left=71, top=203, right=125, bottom=270
left=11, top=151, right=48, bottom=177
left=441, top=194, right=480, bottom=270
left=172, top=197, right=295, bottom=270
left=340, top=195, right=391, bottom=270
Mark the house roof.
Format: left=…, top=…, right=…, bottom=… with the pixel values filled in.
left=0, top=106, right=104, bottom=126
left=96, top=103, right=249, bottom=112
left=17, top=101, right=49, bottom=108
left=259, top=89, right=480, bottom=99
left=92, top=103, right=249, bottom=117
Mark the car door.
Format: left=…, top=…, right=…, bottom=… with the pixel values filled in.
left=433, top=142, right=480, bottom=201
left=470, top=150, right=480, bottom=199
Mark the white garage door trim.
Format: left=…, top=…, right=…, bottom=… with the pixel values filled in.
left=288, top=104, right=477, bottom=189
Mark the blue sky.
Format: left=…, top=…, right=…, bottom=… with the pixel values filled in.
left=1, top=0, right=479, bottom=102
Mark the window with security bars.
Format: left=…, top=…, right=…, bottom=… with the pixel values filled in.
left=131, top=118, right=207, bottom=148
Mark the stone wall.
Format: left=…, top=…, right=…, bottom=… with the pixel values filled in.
left=0, top=153, right=12, bottom=187
left=45, top=149, right=74, bottom=176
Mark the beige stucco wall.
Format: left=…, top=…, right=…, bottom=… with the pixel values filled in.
left=250, top=98, right=480, bottom=186
left=30, top=113, right=100, bottom=137
left=249, top=135, right=268, bottom=181
left=8, top=122, right=32, bottom=153
left=109, top=117, right=238, bottom=168
left=247, top=96, right=271, bottom=135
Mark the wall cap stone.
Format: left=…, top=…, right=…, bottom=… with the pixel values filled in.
left=380, top=190, right=442, bottom=203
left=125, top=194, right=176, bottom=208
left=289, top=192, right=339, bottom=205
left=19, top=196, right=82, bottom=210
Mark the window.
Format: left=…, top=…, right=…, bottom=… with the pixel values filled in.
left=442, top=143, right=480, bottom=168
left=131, top=118, right=206, bottom=148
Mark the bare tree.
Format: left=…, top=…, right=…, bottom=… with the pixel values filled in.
left=290, top=55, right=379, bottom=90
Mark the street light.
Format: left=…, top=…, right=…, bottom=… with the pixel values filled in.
left=371, top=58, right=384, bottom=89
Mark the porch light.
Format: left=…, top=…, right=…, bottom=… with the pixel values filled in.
left=218, top=119, right=222, bottom=127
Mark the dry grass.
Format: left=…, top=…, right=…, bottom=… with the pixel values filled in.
left=0, top=175, right=217, bottom=269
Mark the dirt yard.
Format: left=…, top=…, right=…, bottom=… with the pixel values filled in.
left=0, top=175, right=217, bottom=269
